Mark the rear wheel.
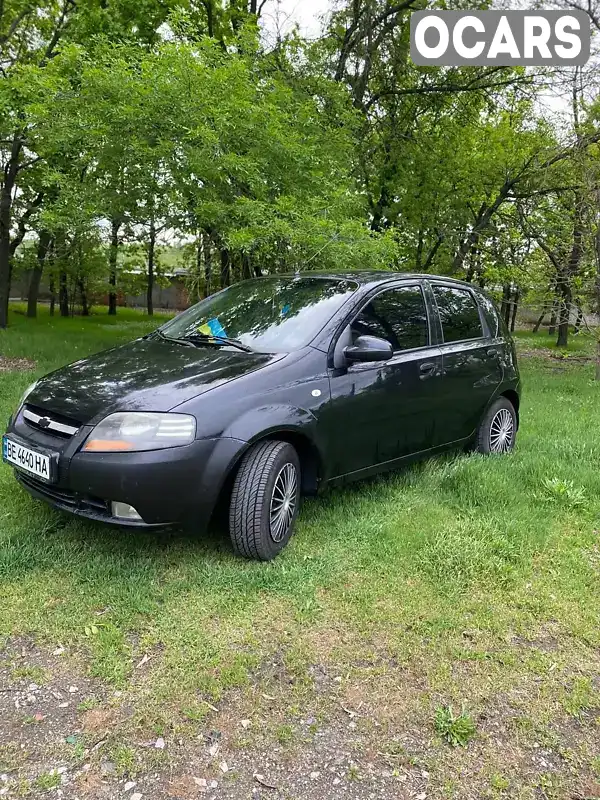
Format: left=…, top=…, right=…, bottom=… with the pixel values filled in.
left=475, top=397, right=517, bottom=455
left=229, top=440, right=301, bottom=560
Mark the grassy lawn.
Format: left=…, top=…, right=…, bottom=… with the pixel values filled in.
left=1, top=306, right=599, bottom=799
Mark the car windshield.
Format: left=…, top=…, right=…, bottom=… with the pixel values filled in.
left=160, top=276, right=359, bottom=353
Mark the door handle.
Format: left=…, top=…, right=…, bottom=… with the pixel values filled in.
left=487, top=348, right=498, bottom=357
left=419, top=362, right=437, bottom=378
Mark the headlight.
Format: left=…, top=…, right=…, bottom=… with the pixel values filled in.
left=83, top=412, right=196, bottom=452
left=18, top=381, right=38, bottom=411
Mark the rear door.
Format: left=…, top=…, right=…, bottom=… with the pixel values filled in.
left=325, top=282, right=443, bottom=477
left=427, top=282, right=503, bottom=444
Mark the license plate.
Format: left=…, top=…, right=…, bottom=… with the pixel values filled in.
left=2, top=436, right=53, bottom=482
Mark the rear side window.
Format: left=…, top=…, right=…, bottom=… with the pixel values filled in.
left=351, top=285, right=429, bottom=351
left=433, top=286, right=484, bottom=343
left=477, top=292, right=500, bottom=337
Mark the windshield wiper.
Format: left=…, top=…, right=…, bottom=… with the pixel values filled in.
left=150, top=329, right=196, bottom=347
left=180, top=333, right=254, bottom=353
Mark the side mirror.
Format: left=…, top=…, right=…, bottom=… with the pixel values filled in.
left=344, top=335, right=393, bottom=363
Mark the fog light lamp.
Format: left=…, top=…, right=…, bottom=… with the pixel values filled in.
left=111, top=501, right=142, bottom=521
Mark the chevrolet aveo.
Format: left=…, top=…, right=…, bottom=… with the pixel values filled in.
left=3, top=273, right=520, bottom=560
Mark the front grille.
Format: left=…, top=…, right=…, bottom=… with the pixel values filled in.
left=22, top=405, right=81, bottom=439
left=16, top=471, right=109, bottom=516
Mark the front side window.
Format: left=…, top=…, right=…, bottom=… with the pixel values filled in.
left=161, top=276, right=358, bottom=353
left=433, top=286, right=484, bottom=343
left=351, top=285, right=429, bottom=351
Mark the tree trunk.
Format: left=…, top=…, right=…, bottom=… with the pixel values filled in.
left=464, top=244, right=480, bottom=283
left=108, top=216, right=121, bottom=315
left=370, top=183, right=391, bottom=233
left=220, top=246, right=230, bottom=289
left=203, top=235, right=212, bottom=297
left=556, top=297, right=571, bottom=348
left=0, top=133, right=23, bottom=328
left=532, top=310, right=546, bottom=334
left=421, top=233, right=444, bottom=273
left=147, top=216, right=156, bottom=316
left=205, top=0, right=215, bottom=37
left=27, top=231, right=52, bottom=318
left=78, top=276, right=89, bottom=316
left=415, top=231, right=423, bottom=272
left=59, top=270, right=69, bottom=317
left=510, top=288, right=519, bottom=333
left=242, top=253, right=252, bottom=280
left=574, top=305, right=583, bottom=333
left=505, top=290, right=512, bottom=329
left=500, top=284, right=511, bottom=328
left=49, top=276, right=55, bottom=316
left=192, top=238, right=201, bottom=302
left=556, top=191, right=585, bottom=348
left=548, top=300, right=558, bottom=336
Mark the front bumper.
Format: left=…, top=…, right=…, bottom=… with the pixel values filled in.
left=5, top=410, right=247, bottom=528
left=13, top=469, right=162, bottom=528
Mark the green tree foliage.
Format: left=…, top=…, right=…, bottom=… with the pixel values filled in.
left=0, top=0, right=181, bottom=325
left=1, top=0, right=599, bottom=345
left=13, top=29, right=391, bottom=316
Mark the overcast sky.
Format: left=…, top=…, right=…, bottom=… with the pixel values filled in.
left=260, top=0, right=332, bottom=40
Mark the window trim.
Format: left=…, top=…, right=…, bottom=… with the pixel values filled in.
left=329, top=282, right=433, bottom=364
left=429, top=282, right=488, bottom=345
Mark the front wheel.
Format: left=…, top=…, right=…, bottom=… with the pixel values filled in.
left=475, top=397, right=517, bottom=455
left=229, top=440, right=301, bottom=561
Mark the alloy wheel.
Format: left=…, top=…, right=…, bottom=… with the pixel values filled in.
left=489, top=408, right=514, bottom=453
left=269, top=462, right=298, bottom=542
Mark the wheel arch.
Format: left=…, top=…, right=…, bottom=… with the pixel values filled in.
left=222, top=429, right=323, bottom=500
left=500, top=389, right=520, bottom=427
left=219, top=404, right=326, bottom=497
left=259, top=430, right=323, bottom=496
left=210, top=429, right=322, bottom=530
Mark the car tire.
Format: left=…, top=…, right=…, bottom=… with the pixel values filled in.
left=475, top=397, right=517, bottom=455
left=229, top=440, right=301, bottom=561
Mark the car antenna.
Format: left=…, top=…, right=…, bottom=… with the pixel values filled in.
left=296, top=232, right=340, bottom=274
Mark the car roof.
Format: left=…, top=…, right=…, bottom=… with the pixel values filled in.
left=279, top=271, right=478, bottom=290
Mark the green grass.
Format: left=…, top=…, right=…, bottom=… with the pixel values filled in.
left=1, top=305, right=600, bottom=796
left=33, top=771, right=61, bottom=791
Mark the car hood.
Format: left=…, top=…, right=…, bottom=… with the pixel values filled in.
left=27, top=336, right=282, bottom=424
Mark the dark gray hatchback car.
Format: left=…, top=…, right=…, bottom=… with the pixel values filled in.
left=4, top=272, right=520, bottom=559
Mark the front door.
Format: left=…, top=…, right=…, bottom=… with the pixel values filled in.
left=326, top=283, right=444, bottom=479
left=429, top=283, right=503, bottom=443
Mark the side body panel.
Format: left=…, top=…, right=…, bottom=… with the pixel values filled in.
left=424, top=280, right=504, bottom=442
left=325, top=344, right=444, bottom=477
left=323, top=281, right=445, bottom=478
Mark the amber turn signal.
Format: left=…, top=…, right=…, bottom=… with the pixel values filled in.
left=83, top=439, right=135, bottom=452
